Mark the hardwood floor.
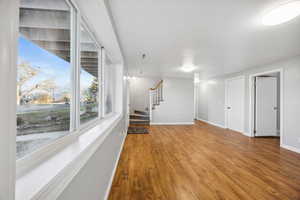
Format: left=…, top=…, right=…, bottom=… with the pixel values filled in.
left=108, top=121, right=300, bottom=200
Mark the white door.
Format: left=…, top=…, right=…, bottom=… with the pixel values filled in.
left=255, top=77, right=278, bottom=136
left=226, top=77, right=245, bottom=133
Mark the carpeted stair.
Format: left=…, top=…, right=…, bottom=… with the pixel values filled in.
left=127, top=110, right=150, bottom=134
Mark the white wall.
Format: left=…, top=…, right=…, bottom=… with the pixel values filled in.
left=129, top=77, right=194, bottom=124
left=197, top=80, right=225, bottom=127
left=57, top=119, right=126, bottom=200
left=197, top=55, right=300, bottom=152
left=152, top=77, right=194, bottom=124
left=129, top=77, right=160, bottom=113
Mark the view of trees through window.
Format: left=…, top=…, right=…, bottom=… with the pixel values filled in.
left=17, top=0, right=73, bottom=159
left=17, top=37, right=72, bottom=159
left=17, top=0, right=102, bottom=159
left=80, top=25, right=99, bottom=124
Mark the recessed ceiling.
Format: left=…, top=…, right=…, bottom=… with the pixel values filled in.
left=108, top=0, right=300, bottom=79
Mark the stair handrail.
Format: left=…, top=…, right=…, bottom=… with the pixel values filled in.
left=149, top=80, right=164, bottom=122
left=149, top=80, right=163, bottom=91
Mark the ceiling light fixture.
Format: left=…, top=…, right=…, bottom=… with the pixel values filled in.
left=262, top=1, right=300, bottom=26
left=181, top=65, right=196, bottom=73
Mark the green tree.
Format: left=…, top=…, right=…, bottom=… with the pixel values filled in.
left=84, top=78, right=98, bottom=104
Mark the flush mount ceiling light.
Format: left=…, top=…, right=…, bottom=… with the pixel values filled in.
left=181, top=65, right=196, bottom=73
left=262, top=1, right=300, bottom=25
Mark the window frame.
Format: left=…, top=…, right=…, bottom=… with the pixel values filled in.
left=16, top=0, right=109, bottom=177
left=0, top=0, right=18, bottom=198
left=102, top=51, right=117, bottom=117
left=78, top=18, right=103, bottom=129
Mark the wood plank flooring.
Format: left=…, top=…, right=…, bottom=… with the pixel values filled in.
left=108, top=121, right=300, bottom=200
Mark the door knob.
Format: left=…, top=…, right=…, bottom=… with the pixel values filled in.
left=273, top=107, right=278, bottom=110
left=227, top=107, right=231, bottom=109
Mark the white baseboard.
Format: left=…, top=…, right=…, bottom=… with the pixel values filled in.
left=104, top=131, right=127, bottom=200
left=196, top=118, right=225, bottom=129
left=243, top=132, right=252, bottom=137
left=150, top=122, right=194, bottom=125
left=281, top=144, right=300, bottom=154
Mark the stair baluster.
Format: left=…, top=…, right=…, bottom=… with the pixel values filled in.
left=161, top=85, right=163, bottom=101
left=156, top=89, right=159, bottom=105
left=158, top=87, right=161, bottom=103
left=148, top=80, right=164, bottom=122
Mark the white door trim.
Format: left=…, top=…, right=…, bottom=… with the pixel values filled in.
left=225, top=76, right=246, bottom=134
left=248, top=68, right=284, bottom=146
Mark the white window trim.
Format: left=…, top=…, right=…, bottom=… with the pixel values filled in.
left=15, top=113, right=124, bottom=200
left=16, top=0, right=79, bottom=177
left=102, top=51, right=117, bottom=116
left=78, top=18, right=102, bottom=129
left=0, top=0, right=18, bottom=199
left=101, top=47, right=106, bottom=117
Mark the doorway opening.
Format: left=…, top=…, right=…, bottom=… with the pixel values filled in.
left=249, top=69, right=283, bottom=145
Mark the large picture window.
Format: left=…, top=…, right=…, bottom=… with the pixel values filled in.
left=16, top=0, right=110, bottom=161
left=17, top=0, right=72, bottom=159
left=80, top=24, right=100, bottom=125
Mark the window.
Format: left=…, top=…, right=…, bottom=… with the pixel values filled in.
left=80, top=24, right=100, bottom=125
left=17, top=0, right=110, bottom=161
left=104, top=56, right=116, bottom=115
left=17, top=0, right=73, bottom=159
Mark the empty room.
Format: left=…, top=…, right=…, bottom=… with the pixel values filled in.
left=1, top=0, right=300, bottom=199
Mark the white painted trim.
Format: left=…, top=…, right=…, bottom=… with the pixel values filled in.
left=281, top=144, right=300, bottom=154
left=197, top=119, right=251, bottom=136
left=16, top=117, right=106, bottom=178
left=224, top=76, right=246, bottom=132
left=248, top=68, right=284, bottom=146
left=197, top=118, right=225, bottom=129
left=0, top=0, right=18, bottom=198
left=243, top=132, right=252, bottom=137
left=101, top=47, right=106, bottom=118
left=103, top=131, right=127, bottom=200
left=15, top=114, right=123, bottom=200
left=150, top=122, right=195, bottom=125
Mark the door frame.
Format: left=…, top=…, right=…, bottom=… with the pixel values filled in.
left=194, top=83, right=199, bottom=119
left=225, top=76, right=246, bottom=133
left=248, top=68, right=284, bottom=145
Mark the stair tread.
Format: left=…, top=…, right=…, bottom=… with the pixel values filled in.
left=130, top=119, right=150, bottom=122
left=134, top=110, right=148, bottom=115
left=130, top=114, right=149, bottom=117
left=127, top=127, right=149, bottom=134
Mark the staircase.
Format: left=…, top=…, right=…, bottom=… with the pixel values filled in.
left=149, top=80, right=164, bottom=112
left=127, top=110, right=150, bottom=134
left=127, top=80, right=164, bottom=134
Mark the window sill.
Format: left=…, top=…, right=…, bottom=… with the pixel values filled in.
left=16, top=113, right=124, bottom=200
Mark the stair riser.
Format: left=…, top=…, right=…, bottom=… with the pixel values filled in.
left=130, top=121, right=150, bottom=125
left=130, top=115, right=150, bottom=120
left=134, top=110, right=148, bottom=115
